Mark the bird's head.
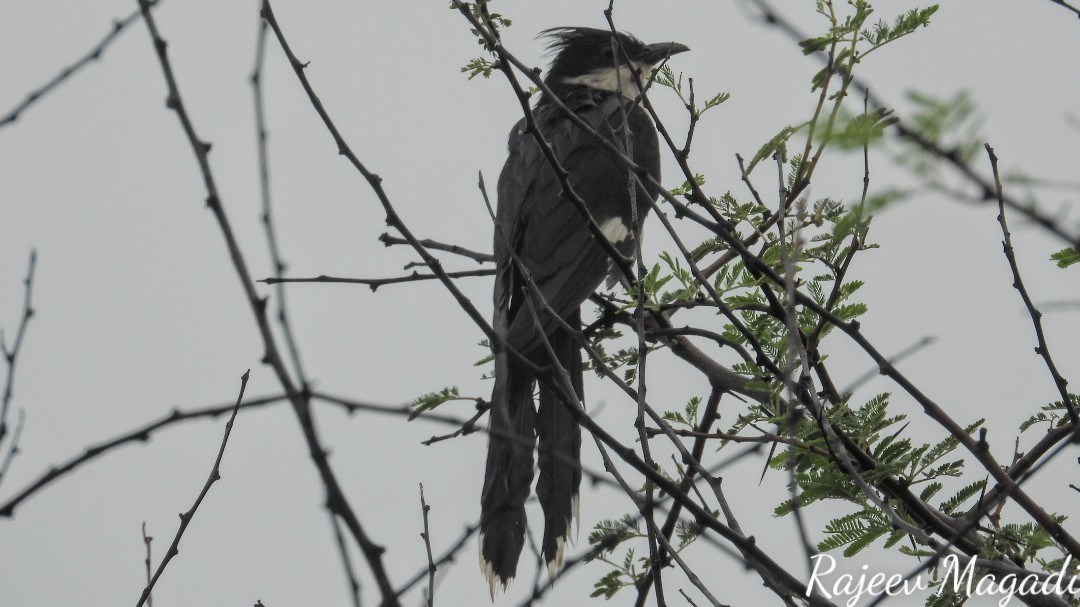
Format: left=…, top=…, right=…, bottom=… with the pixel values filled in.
left=540, top=27, right=689, bottom=101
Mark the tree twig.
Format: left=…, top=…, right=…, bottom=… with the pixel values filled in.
left=393, top=523, right=479, bottom=599
left=328, top=513, right=362, bottom=607
left=251, top=17, right=308, bottom=386
left=261, top=269, right=493, bottom=291
left=1043, top=0, right=1080, bottom=20
left=420, top=400, right=489, bottom=446
left=985, top=143, right=1078, bottom=428
left=419, top=484, right=437, bottom=607
left=0, top=394, right=284, bottom=518
left=141, top=522, right=154, bottom=607
left=136, top=370, right=250, bottom=607
left=0, top=409, right=25, bottom=495
left=1, top=250, right=37, bottom=448
left=379, top=233, right=494, bottom=264
left=0, top=2, right=161, bottom=129
left=139, top=2, right=401, bottom=602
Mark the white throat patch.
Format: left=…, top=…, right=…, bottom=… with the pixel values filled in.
left=563, top=61, right=652, bottom=99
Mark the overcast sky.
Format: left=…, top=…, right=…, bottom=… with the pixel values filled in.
left=1, top=1, right=1078, bottom=605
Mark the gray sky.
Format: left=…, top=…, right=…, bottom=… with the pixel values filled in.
left=1, top=0, right=1078, bottom=605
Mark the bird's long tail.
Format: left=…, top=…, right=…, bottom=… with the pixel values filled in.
left=535, top=310, right=583, bottom=578
left=479, top=342, right=537, bottom=598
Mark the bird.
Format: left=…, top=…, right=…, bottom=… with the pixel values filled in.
left=479, top=26, right=689, bottom=596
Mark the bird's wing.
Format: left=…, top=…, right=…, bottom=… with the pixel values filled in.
left=492, top=117, right=530, bottom=337
left=498, top=96, right=657, bottom=351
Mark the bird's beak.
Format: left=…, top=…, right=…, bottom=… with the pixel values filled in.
left=637, top=41, right=690, bottom=65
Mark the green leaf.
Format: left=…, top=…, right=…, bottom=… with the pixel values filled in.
left=409, top=386, right=463, bottom=420
left=859, top=5, right=940, bottom=53
left=590, top=570, right=625, bottom=599
left=675, top=520, right=703, bottom=549
left=587, top=516, right=639, bottom=557
left=827, top=108, right=898, bottom=150
left=1051, top=247, right=1080, bottom=268
left=669, top=174, right=705, bottom=196
left=938, top=479, right=987, bottom=516
left=461, top=57, right=497, bottom=80
left=904, top=89, right=982, bottom=154
left=919, top=482, right=943, bottom=502
left=747, top=123, right=807, bottom=174
left=844, top=526, right=888, bottom=557
left=699, top=91, right=731, bottom=115
left=799, top=35, right=833, bottom=56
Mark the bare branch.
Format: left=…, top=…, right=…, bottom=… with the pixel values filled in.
left=986, top=143, right=1077, bottom=427
left=642, top=424, right=831, bottom=459
left=139, top=2, right=401, bottom=601
left=420, top=401, right=489, bottom=446
left=0, top=393, right=285, bottom=519
left=328, top=514, right=362, bottom=607
left=0, top=3, right=161, bottom=130
left=1, top=250, right=37, bottom=448
left=251, top=18, right=308, bottom=386
left=379, top=233, right=494, bottom=264
left=633, top=387, right=724, bottom=604
left=261, top=269, right=493, bottom=291
left=419, top=484, right=437, bottom=607
left=136, top=370, right=250, bottom=607
left=0, top=410, right=25, bottom=496
left=141, top=523, right=154, bottom=607
left=1044, top=0, right=1080, bottom=20
left=394, top=523, right=479, bottom=599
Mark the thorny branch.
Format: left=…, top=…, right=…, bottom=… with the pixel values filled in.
left=420, top=484, right=437, bottom=607
left=329, top=513, right=363, bottom=607
left=141, top=522, right=154, bottom=607
left=251, top=17, right=308, bottom=388
left=379, top=233, right=494, bottom=264
left=0, top=2, right=161, bottom=130
left=0, top=394, right=286, bottom=518
left=986, top=143, right=1077, bottom=428
left=0, top=410, right=25, bottom=495
left=261, top=269, right=494, bottom=291
left=0, top=250, right=37, bottom=449
left=139, top=2, right=401, bottom=603
left=136, top=370, right=250, bottom=607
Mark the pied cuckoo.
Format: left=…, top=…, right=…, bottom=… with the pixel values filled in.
left=480, top=27, right=689, bottom=595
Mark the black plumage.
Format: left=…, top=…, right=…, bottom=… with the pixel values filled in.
left=479, top=27, right=688, bottom=596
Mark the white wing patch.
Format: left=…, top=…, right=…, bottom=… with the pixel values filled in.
left=599, top=217, right=630, bottom=244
